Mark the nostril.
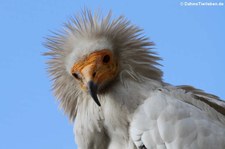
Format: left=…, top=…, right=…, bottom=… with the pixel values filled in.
left=72, top=72, right=81, bottom=80
left=92, top=72, right=96, bottom=78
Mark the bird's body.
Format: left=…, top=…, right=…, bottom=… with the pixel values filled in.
left=45, top=10, right=225, bottom=149
left=74, top=80, right=225, bottom=149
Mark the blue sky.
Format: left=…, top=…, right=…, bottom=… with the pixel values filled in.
left=0, top=0, right=224, bottom=149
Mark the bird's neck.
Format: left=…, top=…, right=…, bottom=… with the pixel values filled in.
left=106, top=78, right=162, bottom=112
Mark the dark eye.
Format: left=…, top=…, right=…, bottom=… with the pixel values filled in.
left=72, top=72, right=81, bottom=80
left=102, top=55, right=110, bottom=63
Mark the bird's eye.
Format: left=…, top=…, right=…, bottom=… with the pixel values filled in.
left=72, top=72, right=81, bottom=80
left=102, top=55, right=110, bottom=63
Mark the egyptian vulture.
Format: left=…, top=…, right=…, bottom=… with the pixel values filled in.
left=45, top=10, right=225, bottom=149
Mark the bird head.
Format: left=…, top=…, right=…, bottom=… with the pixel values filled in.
left=44, top=10, right=162, bottom=120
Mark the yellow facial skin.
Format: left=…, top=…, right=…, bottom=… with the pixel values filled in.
left=71, top=49, right=118, bottom=92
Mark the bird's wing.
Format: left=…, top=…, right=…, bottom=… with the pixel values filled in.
left=177, top=85, right=225, bottom=116
left=130, top=87, right=225, bottom=149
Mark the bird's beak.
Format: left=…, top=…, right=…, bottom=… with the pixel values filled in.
left=88, top=81, right=101, bottom=106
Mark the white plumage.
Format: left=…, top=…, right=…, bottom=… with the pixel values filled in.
left=45, top=10, right=225, bottom=149
left=131, top=86, right=225, bottom=149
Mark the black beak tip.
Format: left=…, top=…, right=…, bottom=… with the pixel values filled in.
left=88, top=81, right=101, bottom=107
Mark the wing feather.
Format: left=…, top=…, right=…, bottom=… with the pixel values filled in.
left=178, top=85, right=225, bottom=116
left=130, top=87, right=225, bottom=149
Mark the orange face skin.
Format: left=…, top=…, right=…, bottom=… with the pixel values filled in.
left=71, top=49, right=118, bottom=91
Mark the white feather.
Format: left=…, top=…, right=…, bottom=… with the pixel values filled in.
left=130, top=87, right=225, bottom=149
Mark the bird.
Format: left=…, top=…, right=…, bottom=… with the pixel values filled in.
left=44, top=10, right=225, bottom=149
